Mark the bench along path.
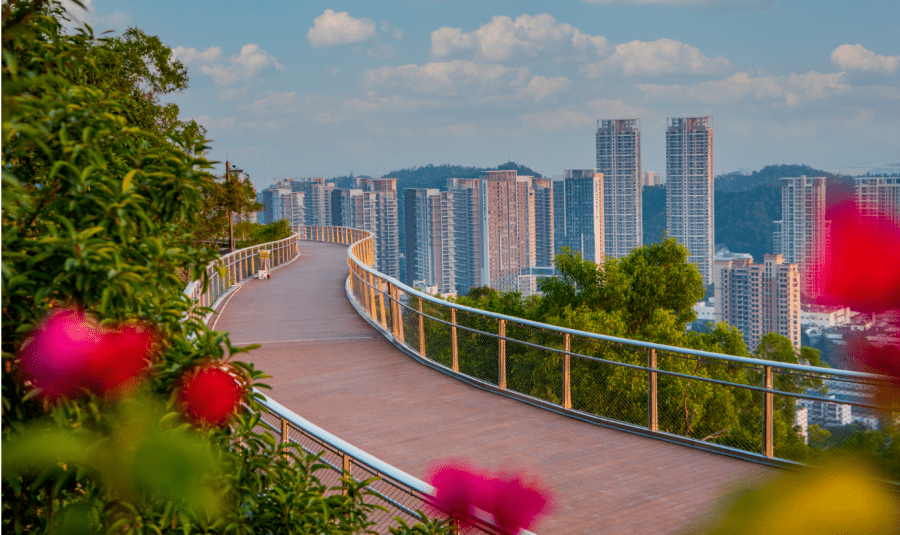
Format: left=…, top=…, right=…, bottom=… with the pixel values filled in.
left=213, top=241, right=772, bottom=534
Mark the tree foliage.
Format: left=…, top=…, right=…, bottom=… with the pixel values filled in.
left=2, top=3, right=427, bottom=533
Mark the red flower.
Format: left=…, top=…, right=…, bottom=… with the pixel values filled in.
left=815, top=200, right=900, bottom=314
left=86, top=325, right=155, bottom=396
left=428, top=461, right=553, bottom=534
left=17, top=309, right=155, bottom=401
left=177, top=363, right=244, bottom=427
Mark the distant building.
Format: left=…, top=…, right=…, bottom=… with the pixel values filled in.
left=447, top=178, right=483, bottom=295
left=480, top=170, right=534, bottom=292
left=693, top=297, right=715, bottom=322
left=801, top=305, right=853, bottom=328
left=351, top=178, right=400, bottom=279
left=642, top=171, right=661, bottom=187
left=260, top=178, right=305, bottom=228
left=292, top=177, right=335, bottom=227
left=552, top=169, right=605, bottom=264
left=714, top=253, right=801, bottom=352
left=773, top=175, right=826, bottom=300
left=666, top=117, right=714, bottom=284
left=798, top=395, right=852, bottom=428
left=597, top=119, right=642, bottom=259
left=404, top=188, right=456, bottom=294
left=854, top=175, right=900, bottom=234
left=532, top=178, right=554, bottom=268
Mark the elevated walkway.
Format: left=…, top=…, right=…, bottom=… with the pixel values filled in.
left=213, top=241, right=772, bottom=534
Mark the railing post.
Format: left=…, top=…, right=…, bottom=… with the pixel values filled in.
left=648, top=348, right=658, bottom=432
left=451, top=308, right=459, bottom=372
left=764, top=365, right=774, bottom=458
left=418, top=297, right=426, bottom=357
left=368, top=272, right=377, bottom=321
left=498, top=319, right=506, bottom=389
left=341, top=453, right=352, bottom=497
left=281, top=418, right=289, bottom=456
left=388, top=282, right=398, bottom=337
left=563, top=333, right=572, bottom=410
left=378, top=279, right=388, bottom=330
left=394, top=285, right=404, bottom=344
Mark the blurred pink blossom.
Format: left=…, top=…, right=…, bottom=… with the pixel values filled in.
left=177, top=363, right=245, bottom=427
left=428, top=461, right=553, bottom=534
left=17, top=309, right=155, bottom=400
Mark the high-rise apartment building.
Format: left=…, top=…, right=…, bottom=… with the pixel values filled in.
left=597, top=119, right=642, bottom=259
left=447, top=178, right=483, bottom=295
left=666, top=116, right=714, bottom=284
left=404, top=188, right=456, bottom=294
left=855, top=176, right=900, bottom=232
left=260, top=178, right=305, bottom=228
left=532, top=178, right=554, bottom=268
left=552, top=169, right=605, bottom=264
left=773, top=175, right=826, bottom=300
left=291, top=177, right=335, bottom=226
left=480, top=170, right=534, bottom=292
left=714, top=254, right=801, bottom=352
left=351, top=178, right=400, bottom=279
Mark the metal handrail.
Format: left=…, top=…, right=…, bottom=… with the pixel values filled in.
left=316, top=224, right=898, bottom=467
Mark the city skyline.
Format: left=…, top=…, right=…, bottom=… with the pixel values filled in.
left=70, top=1, right=899, bottom=191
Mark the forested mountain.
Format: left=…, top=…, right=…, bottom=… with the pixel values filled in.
left=644, top=165, right=854, bottom=262
left=715, top=164, right=849, bottom=192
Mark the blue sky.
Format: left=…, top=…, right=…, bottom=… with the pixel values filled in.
left=70, top=0, right=899, bottom=191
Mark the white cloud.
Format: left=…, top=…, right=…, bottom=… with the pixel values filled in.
left=637, top=70, right=849, bottom=106
left=521, top=76, right=572, bottom=102
left=172, top=46, right=222, bottom=64
left=831, top=44, right=899, bottom=75
left=365, top=43, right=396, bottom=59
left=308, top=9, right=376, bottom=47
left=199, top=44, right=285, bottom=86
left=250, top=91, right=297, bottom=110
left=431, top=14, right=608, bottom=61
left=364, top=60, right=529, bottom=95
left=218, top=87, right=248, bottom=102
left=581, top=38, right=730, bottom=77
left=587, top=98, right=646, bottom=119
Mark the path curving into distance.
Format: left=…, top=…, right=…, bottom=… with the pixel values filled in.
left=213, top=241, right=772, bottom=534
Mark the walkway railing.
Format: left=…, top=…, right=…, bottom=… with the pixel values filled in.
left=184, top=229, right=508, bottom=534
left=315, top=226, right=899, bottom=468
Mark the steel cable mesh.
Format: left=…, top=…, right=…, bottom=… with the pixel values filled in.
left=421, top=300, right=454, bottom=368
left=568, top=334, right=647, bottom=425
left=349, top=461, right=434, bottom=531
left=504, top=322, right=564, bottom=405
left=656, top=351, right=763, bottom=453
left=455, top=310, right=500, bottom=385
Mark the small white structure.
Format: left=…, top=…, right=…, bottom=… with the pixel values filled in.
left=693, top=298, right=715, bottom=321
left=257, top=250, right=271, bottom=280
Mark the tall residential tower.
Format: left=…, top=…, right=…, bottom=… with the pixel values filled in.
left=773, top=175, right=826, bottom=300
left=666, top=117, right=714, bottom=284
left=596, top=119, right=641, bottom=259
left=552, top=169, right=605, bottom=264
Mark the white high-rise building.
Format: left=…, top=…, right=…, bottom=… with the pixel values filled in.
left=773, top=176, right=826, bottom=300
left=404, top=188, right=456, bottom=294
left=552, top=170, right=605, bottom=264
left=597, top=119, right=642, bottom=259
left=666, top=117, right=714, bottom=284
left=855, top=176, right=900, bottom=232
left=260, top=178, right=305, bottom=228
left=292, top=177, right=335, bottom=227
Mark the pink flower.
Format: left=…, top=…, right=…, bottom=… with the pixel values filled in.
left=847, top=336, right=900, bottom=407
left=17, top=309, right=155, bottom=401
left=177, top=363, right=245, bottom=427
left=482, top=475, right=553, bottom=534
left=18, top=309, right=100, bottom=400
left=427, top=461, right=553, bottom=534
left=815, top=200, right=900, bottom=314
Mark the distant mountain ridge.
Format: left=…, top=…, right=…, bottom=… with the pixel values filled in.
left=715, top=164, right=849, bottom=193
left=378, top=161, right=544, bottom=191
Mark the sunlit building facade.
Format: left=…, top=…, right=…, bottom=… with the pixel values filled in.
left=552, top=169, right=605, bottom=265
left=597, top=119, right=642, bottom=259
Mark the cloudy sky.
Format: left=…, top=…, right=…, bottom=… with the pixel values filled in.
left=72, top=0, right=898, bottom=191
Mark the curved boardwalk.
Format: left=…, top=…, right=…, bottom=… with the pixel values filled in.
left=213, top=241, right=773, bottom=534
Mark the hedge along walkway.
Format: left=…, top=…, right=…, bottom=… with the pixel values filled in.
left=212, top=241, right=773, bottom=534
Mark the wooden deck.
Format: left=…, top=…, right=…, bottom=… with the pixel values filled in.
left=212, top=241, right=773, bottom=534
